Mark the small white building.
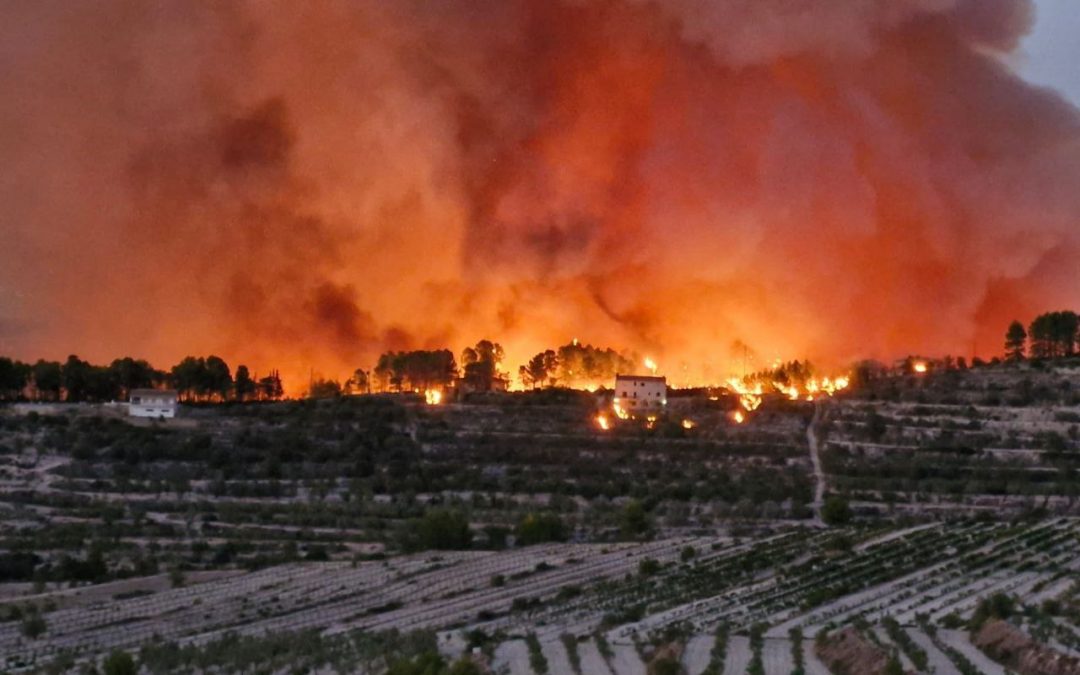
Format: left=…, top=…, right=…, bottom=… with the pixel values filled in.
left=613, top=374, right=667, bottom=411
left=128, top=389, right=178, bottom=418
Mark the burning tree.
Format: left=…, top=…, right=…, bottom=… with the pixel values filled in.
left=460, top=340, right=505, bottom=391
left=554, top=341, right=635, bottom=389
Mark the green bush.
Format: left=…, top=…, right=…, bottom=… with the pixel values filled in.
left=103, top=650, right=137, bottom=675
left=821, top=496, right=852, bottom=526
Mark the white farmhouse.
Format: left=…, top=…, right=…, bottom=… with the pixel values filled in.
left=128, top=389, right=178, bottom=418
left=613, top=374, right=667, bottom=411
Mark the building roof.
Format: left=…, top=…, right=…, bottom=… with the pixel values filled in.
left=614, top=374, right=667, bottom=383
left=129, top=389, right=178, bottom=399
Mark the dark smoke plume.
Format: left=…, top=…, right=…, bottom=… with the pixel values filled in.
left=1, top=0, right=1077, bottom=387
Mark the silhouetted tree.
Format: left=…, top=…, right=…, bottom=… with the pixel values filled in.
left=257, top=370, right=284, bottom=400
left=461, top=340, right=505, bottom=391
left=31, top=360, right=62, bottom=401
left=108, top=357, right=158, bottom=398
left=374, top=350, right=457, bottom=392
left=0, top=357, right=30, bottom=401
left=1004, top=320, right=1027, bottom=361
left=61, top=355, right=93, bottom=401
left=233, top=365, right=256, bottom=401
left=168, top=355, right=231, bottom=401
left=309, top=378, right=342, bottom=399
left=1029, top=311, right=1079, bottom=358
left=520, top=350, right=558, bottom=389
left=170, top=357, right=205, bottom=401
left=346, top=368, right=369, bottom=394
left=203, top=355, right=232, bottom=400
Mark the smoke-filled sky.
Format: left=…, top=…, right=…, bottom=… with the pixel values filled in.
left=2, top=0, right=1079, bottom=388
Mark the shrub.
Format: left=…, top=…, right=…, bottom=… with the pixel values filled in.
left=103, top=650, right=137, bottom=675
left=515, top=512, right=567, bottom=545
left=821, top=496, right=852, bottom=526
left=638, top=558, right=661, bottom=576
left=525, top=633, right=548, bottom=674
left=20, top=613, right=47, bottom=639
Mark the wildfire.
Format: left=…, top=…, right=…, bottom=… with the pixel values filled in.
left=805, top=376, right=849, bottom=397
left=732, top=410, right=745, bottom=424
left=725, top=370, right=850, bottom=422
left=612, top=400, right=630, bottom=420
left=726, top=378, right=763, bottom=412
left=424, top=389, right=442, bottom=405
left=645, top=414, right=657, bottom=429
left=644, top=357, right=658, bottom=374
left=596, top=413, right=610, bottom=430
left=913, top=361, right=928, bottom=374
left=681, top=419, right=695, bottom=429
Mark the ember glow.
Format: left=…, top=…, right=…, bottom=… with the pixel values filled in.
left=424, top=389, right=443, bottom=406
left=2, top=1, right=1079, bottom=387
left=724, top=370, right=849, bottom=421
left=727, top=378, right=765, bottom=413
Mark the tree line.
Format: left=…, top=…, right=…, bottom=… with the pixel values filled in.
left=0, top=354, right=284, bottom=403
left=311, top=339, right=509, bottom=398
left=519, top=340, right=636, bottom=389
left=1004, top=310, right=1079, bottom=360
left=310, top=338, right=639, bottom=399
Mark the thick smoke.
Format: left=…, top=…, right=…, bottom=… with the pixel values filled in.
left=1, top=0, right=1078, bottom=387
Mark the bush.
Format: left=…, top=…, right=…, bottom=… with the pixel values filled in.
left=20, top=613, right=46, bottom=639
left=970, top=593, right=1015, bottom=629
left=561, top=634, right=582, bottom=675
left=821, top=496, right=852, bottom=526
left=620, top=500, right=652, bottom=538
left=103, top=649, right=137, bottom=675
left=403, top=509, right=473, bottom=551
left=516, top=512, right=567, bottom=545
left=638, top=558, right=661, bottom=576
left=525, top=633, right=549, bottom=674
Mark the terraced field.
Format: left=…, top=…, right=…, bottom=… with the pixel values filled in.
left=1, top=363, right=1079, bottom=672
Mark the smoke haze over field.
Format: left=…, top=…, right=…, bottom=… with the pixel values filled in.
left=2, top=0, right=1079, bottom=387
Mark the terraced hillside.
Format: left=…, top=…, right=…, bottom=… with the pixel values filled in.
left=2, top=519, right=1077, bottom=673
left=822, top=361, right=1080, bottom=515
left=1, top=362, right=1079, bottom=672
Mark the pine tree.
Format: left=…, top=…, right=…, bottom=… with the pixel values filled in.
left=1004, top=320, right=1027, bottom=361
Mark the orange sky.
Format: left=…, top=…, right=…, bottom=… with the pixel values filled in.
left=1, top=0, right=1078, bottom=390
